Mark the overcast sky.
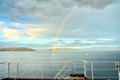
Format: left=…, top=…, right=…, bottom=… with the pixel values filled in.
left=0, top=0, right=120, bottom=50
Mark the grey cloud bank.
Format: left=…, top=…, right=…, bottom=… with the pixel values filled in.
left=0, top=0, right=118, bottom=20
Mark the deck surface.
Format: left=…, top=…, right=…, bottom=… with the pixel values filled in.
left=1, top=78, right=68, bottom=80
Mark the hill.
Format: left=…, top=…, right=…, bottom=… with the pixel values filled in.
left=0, top=47, right=35, bottom=51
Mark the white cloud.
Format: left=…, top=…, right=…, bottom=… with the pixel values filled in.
left=1, top=22, right=51, bottom=39
left=2, top=28, right=26, bottom=39
left=97, top=38, right=114, bottom=41
left=2, top=27, right=44, bottom=39
left=11, top=23, right=24, bottom=28
left=0, top=21, right=4, bottom=28
left=26, top=27, right=46, bottom=39
left=80, top=40, right=98, bottom=44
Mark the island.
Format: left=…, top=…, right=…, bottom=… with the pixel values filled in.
left=0, top=47, right=35, bottom=51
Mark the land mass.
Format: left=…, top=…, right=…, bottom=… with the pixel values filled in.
left=0, top=47, right=35, bottom=51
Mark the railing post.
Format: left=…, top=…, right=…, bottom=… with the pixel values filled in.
left=84, top=62, right=87, bottom=76
left=42, top=64, right=44, bottom=79
left=8, top=62, right=10, bottom=78
left=41, top=71, right=43, bottom=79
left=115, top=61, right=120, bottom=80
left=17, top=63, right=19, bottom=78
left=118, top=62, right=120, bottom=80
left=91, top=62, right=94, bottom=80
left=68, top=62, right=70, bottom=77
left=117, top=62, right=120, bottom=80
left=74, top=60, right=76, bottom=74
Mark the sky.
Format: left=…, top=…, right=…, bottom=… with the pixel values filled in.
left=0, top=0, right=120, bottom=50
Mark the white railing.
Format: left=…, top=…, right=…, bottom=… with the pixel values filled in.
left=6, top=62, right=71, bottom=79
left=69, top=60, right=120, bottom=80
left=84, top=61, right=120, bottom=80
left=0, top=60, right=120, bottom=80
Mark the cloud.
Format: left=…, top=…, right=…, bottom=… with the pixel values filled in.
left=0, top=22, right=52, bottom=39
left=0, top=0, right=119, bottom=50
left=97, top=38, right=115, bottom=41
left=0, top=0, right=118, bottom=21
left=0, top=21, right=4, bottom=28
left=76, top=0, right=117, bottom=9
left=2, top=28, right=26, bottom=39
left=0, top=21, right=26, bottom=39
left=10, top=23, right=24, bottom=29
left=26, top=27, right=46, bottom=39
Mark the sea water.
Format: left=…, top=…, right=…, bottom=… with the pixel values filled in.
left=0, top=50, right=120, bottom=79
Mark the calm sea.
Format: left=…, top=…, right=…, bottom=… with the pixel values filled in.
left=0, top=50, right=120, bottom=79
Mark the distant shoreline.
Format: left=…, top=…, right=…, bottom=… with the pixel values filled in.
left=0, top=47, right=35, bottom=51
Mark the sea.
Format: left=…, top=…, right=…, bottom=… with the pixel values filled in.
left=0, top=50, right=120, bottom=80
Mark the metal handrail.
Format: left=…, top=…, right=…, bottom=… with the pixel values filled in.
left=0, top=60, right=120, bottom=80
left=0, top=62, right=6, bottom=64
